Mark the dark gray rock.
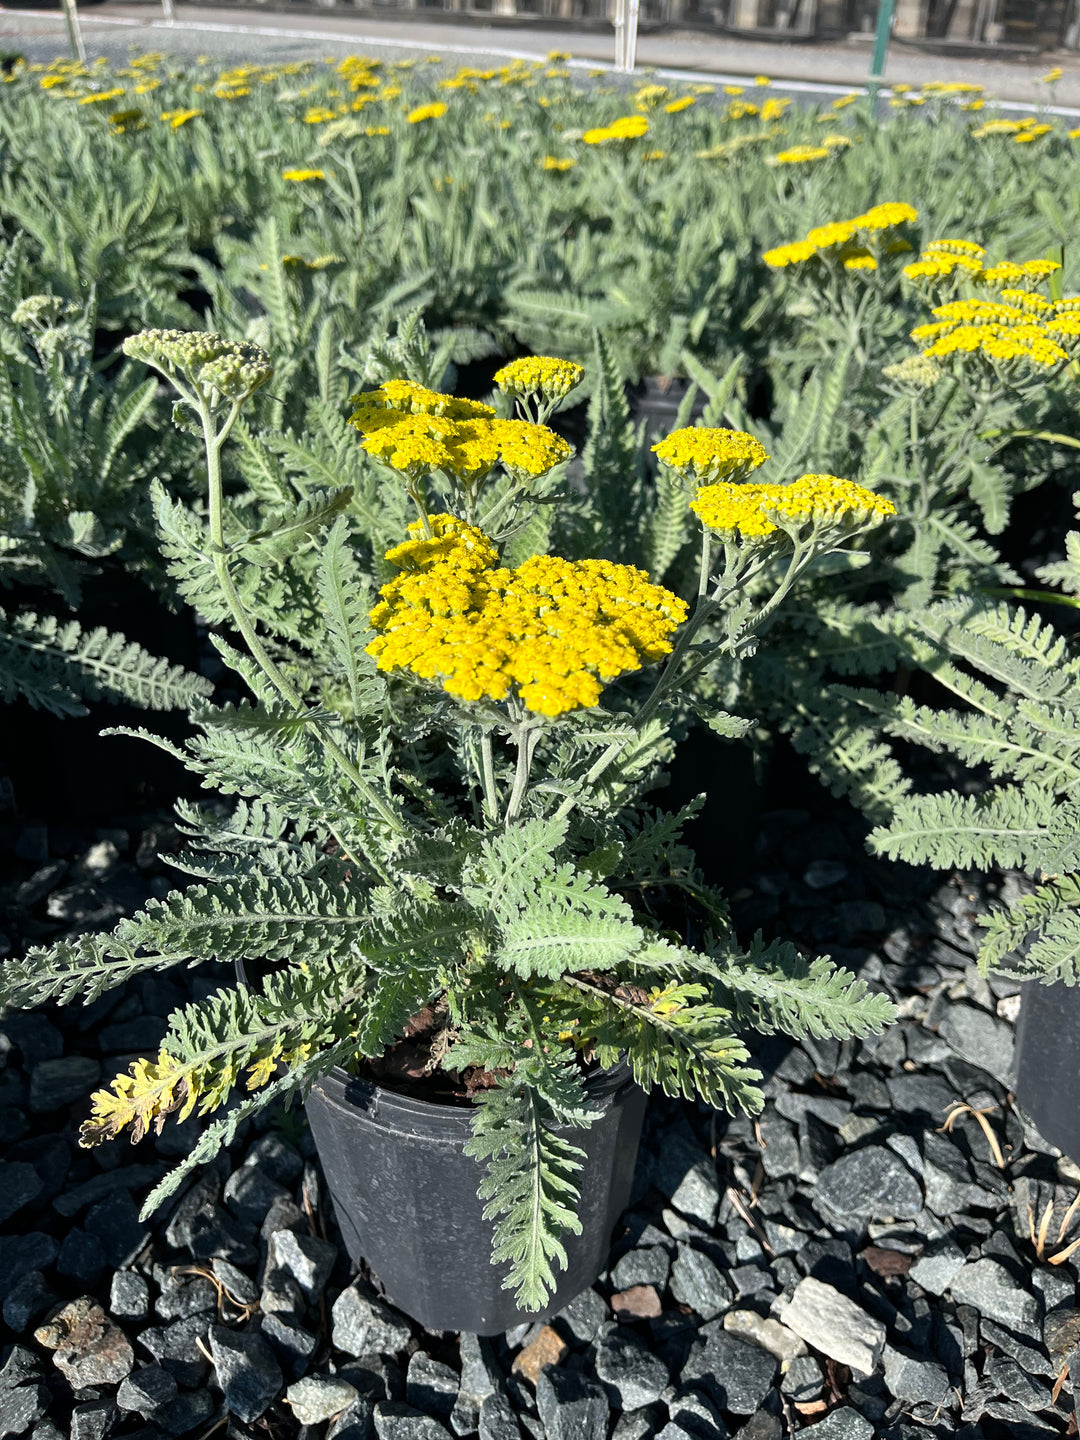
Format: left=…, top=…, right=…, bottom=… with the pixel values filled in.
left=152, top=1267, right=217, bottom=1322
left=980, top=1320, right=1055, bottom=1378
left=327, top=1396, right=376, bottom=1440
left=28, top=1057, right=100, bottom=1113
left=29, top=1423, right=64, bottom=1440
left=1, top=1015, right=62, bottom=1068
left=223, top=1165, right=290, bottom=1225
left=0, top=1379, right=48, bottom=1439
left=950, top=1260, right=1040, bottom=1334
left=938, top=1004, right=1014, bottom=1086
left=734, top=1415, right=781, bottom=1440
left=756, top=1118, right=800, bottom=1180
left=261, top=1196, right=308, bottom=1239
left=478, top=1395, right=521, bottom=1440
left=373, top=1402, right=453, bottom=1440
left=109, top=1272, right=149, bottom=1322
left=689, top=1331, right=776, bottom=1415
left=804, top=859, right=847, bottom=889
left=158, top=1388, right=217, bottom=1438
left=56, top=1231, right=106, bottom=1289
left=287, top=1375, right=358, bottom=1425
left=265, top=1229, right=337, bottom=1303
left=799, top=1409, right=872, bottom=1440
left=728, top=1265, right=772, bottom=1300
left=211, top=1258, right=258, bottom=1307
left=241, top=1134, right=304, bottom=1186
left=652, top=1135, right=721, bottom=1228
left=0, top=1237, right=58, bottom=1302
left=116, top=1365, right=179, bottom=1417
left=665, top=1388, right=729, bottom=1439
left=207, top=1324, right=283, bottom=1424
left=909, top=1237, right=966, bottom=1297
left=669, top=1247, right=732, bottom=1320
left=610, top=1246, right=671, bottom=1292
left=535, top=1368, right=608, bottom=1440
left=886, top=1073, right=958, bottom=1123
left=84, top=1195, right=148, bottom=1270
left=553, top=1288, right=608, bottom=1345
left=882, top=1346, right=951, bottom=1407
left=814, top=1147, right=922, bottom=1220
left=451, top=1334, right=500, bottom=1436
left=53, top=1167, right=164, bottom=1219
left=332, top=1284, right=411, bottom=1357
left=405, top=1356, right=457, bottom=1420
left=260, top=1312, right=320, bottom=1379
left=3, top=1274, right=54, bottom=1335
left=139, top=1316, right=211, bottom=1387
left=0, top=1164, right=42, bottom=1225
left=780, top=1354, right=822, bottom=1403
left=595, top=1330, right=669, bottom=1410
left=68, top=1400, right=116, bottom=1440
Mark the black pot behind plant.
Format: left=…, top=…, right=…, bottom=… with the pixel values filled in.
left=1014, top=979, right=1080, bottom=1162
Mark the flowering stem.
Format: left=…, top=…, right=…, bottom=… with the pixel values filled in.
left=697, top=528, right=712, bottom=601
left=505, top=721, right=540, bottom=824
left=480, top=731, right=499, bottom=820
left=197, top=399, right=407, bottom=844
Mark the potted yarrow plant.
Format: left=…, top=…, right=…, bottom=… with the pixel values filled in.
left=1, top=330, right=898, bottom=1332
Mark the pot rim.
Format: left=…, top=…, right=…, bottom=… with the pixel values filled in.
left=234, top=957, right=636, bottom=1138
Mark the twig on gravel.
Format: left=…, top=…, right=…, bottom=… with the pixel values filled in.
left=939, top=1100, right=1006, bottom=1168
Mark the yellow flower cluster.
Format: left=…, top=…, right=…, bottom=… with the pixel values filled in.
left=349, top=382, right=572, bottom=480
left=690, top=474, right=895, bottom=539
left=367, top=515, right=687, bottom=715
left=583, top=115, right=650, bottom=145
left=971, top=116, right=1053, bottom=143
left=407, top=101, right=448, bottom=123
left=281, top=167, right=325, bottom=182
left=494, top=356, right=585, bottom=403
left=542, top=156, right=575, bottom=170
left=160, top=108, right=202, bottom=128
left=653, top=426, right=769, bottom=485
left=763, top=202, right=918, bottom=271
left=768, top=145, right=831, bottom=165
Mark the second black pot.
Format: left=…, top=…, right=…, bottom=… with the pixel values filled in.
left=1014, top=978, right=1080, bottom=1162
left=304, top=1060, right=647, bottom=1335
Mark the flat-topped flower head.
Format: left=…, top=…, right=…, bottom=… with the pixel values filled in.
left=350, top=379, right=495, bottom=422
left=368, top=519, right=687, bottom=716
left=122, top=328, right=273, bottom=403
left=765, top=202, right=918, bottom=271
left=653, top=427, right=768, bottom=486
left=487, top=418, right=572, bottom=477
left=494, top=356, right=585, bottom=405
left=691, top=474, right=895, bottom=540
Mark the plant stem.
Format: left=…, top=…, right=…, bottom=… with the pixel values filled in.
left=505, top=722, right=538, bottom=824
left=697, top=527, right=712, bottom=601
left=198, top=400, right=406, bottom=840
left=480, top=731, right=499, bottom=820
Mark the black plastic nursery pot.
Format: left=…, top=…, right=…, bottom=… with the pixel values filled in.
left=1014, top=979, right=1080, bottom=1163
left=304, top=1060, right=647, bottom=1334
left=236, top=956, right=647, bottom=1334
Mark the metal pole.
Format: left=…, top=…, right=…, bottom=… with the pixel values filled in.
left=161, top=0, right=175, bottom=22
left=868, top=0, right=895, bottom=90
left=625, top=0, right=640, bottom=71
left=61, top=0, right=87, bottom=63
left=613, top=0, right=627, bottom=70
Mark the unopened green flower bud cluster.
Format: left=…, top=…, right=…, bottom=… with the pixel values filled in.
left=123, top=329, right=274, bottom=404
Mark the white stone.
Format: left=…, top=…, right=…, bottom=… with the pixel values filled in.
left=287, top=1375, right=358, bottom=1425
left=777, top=1277, right=886, bottom=1378
left=723, top=1310, right=807, bottom=1370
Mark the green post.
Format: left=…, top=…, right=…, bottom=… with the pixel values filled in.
left=869, top=0, right=896, bottom=93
